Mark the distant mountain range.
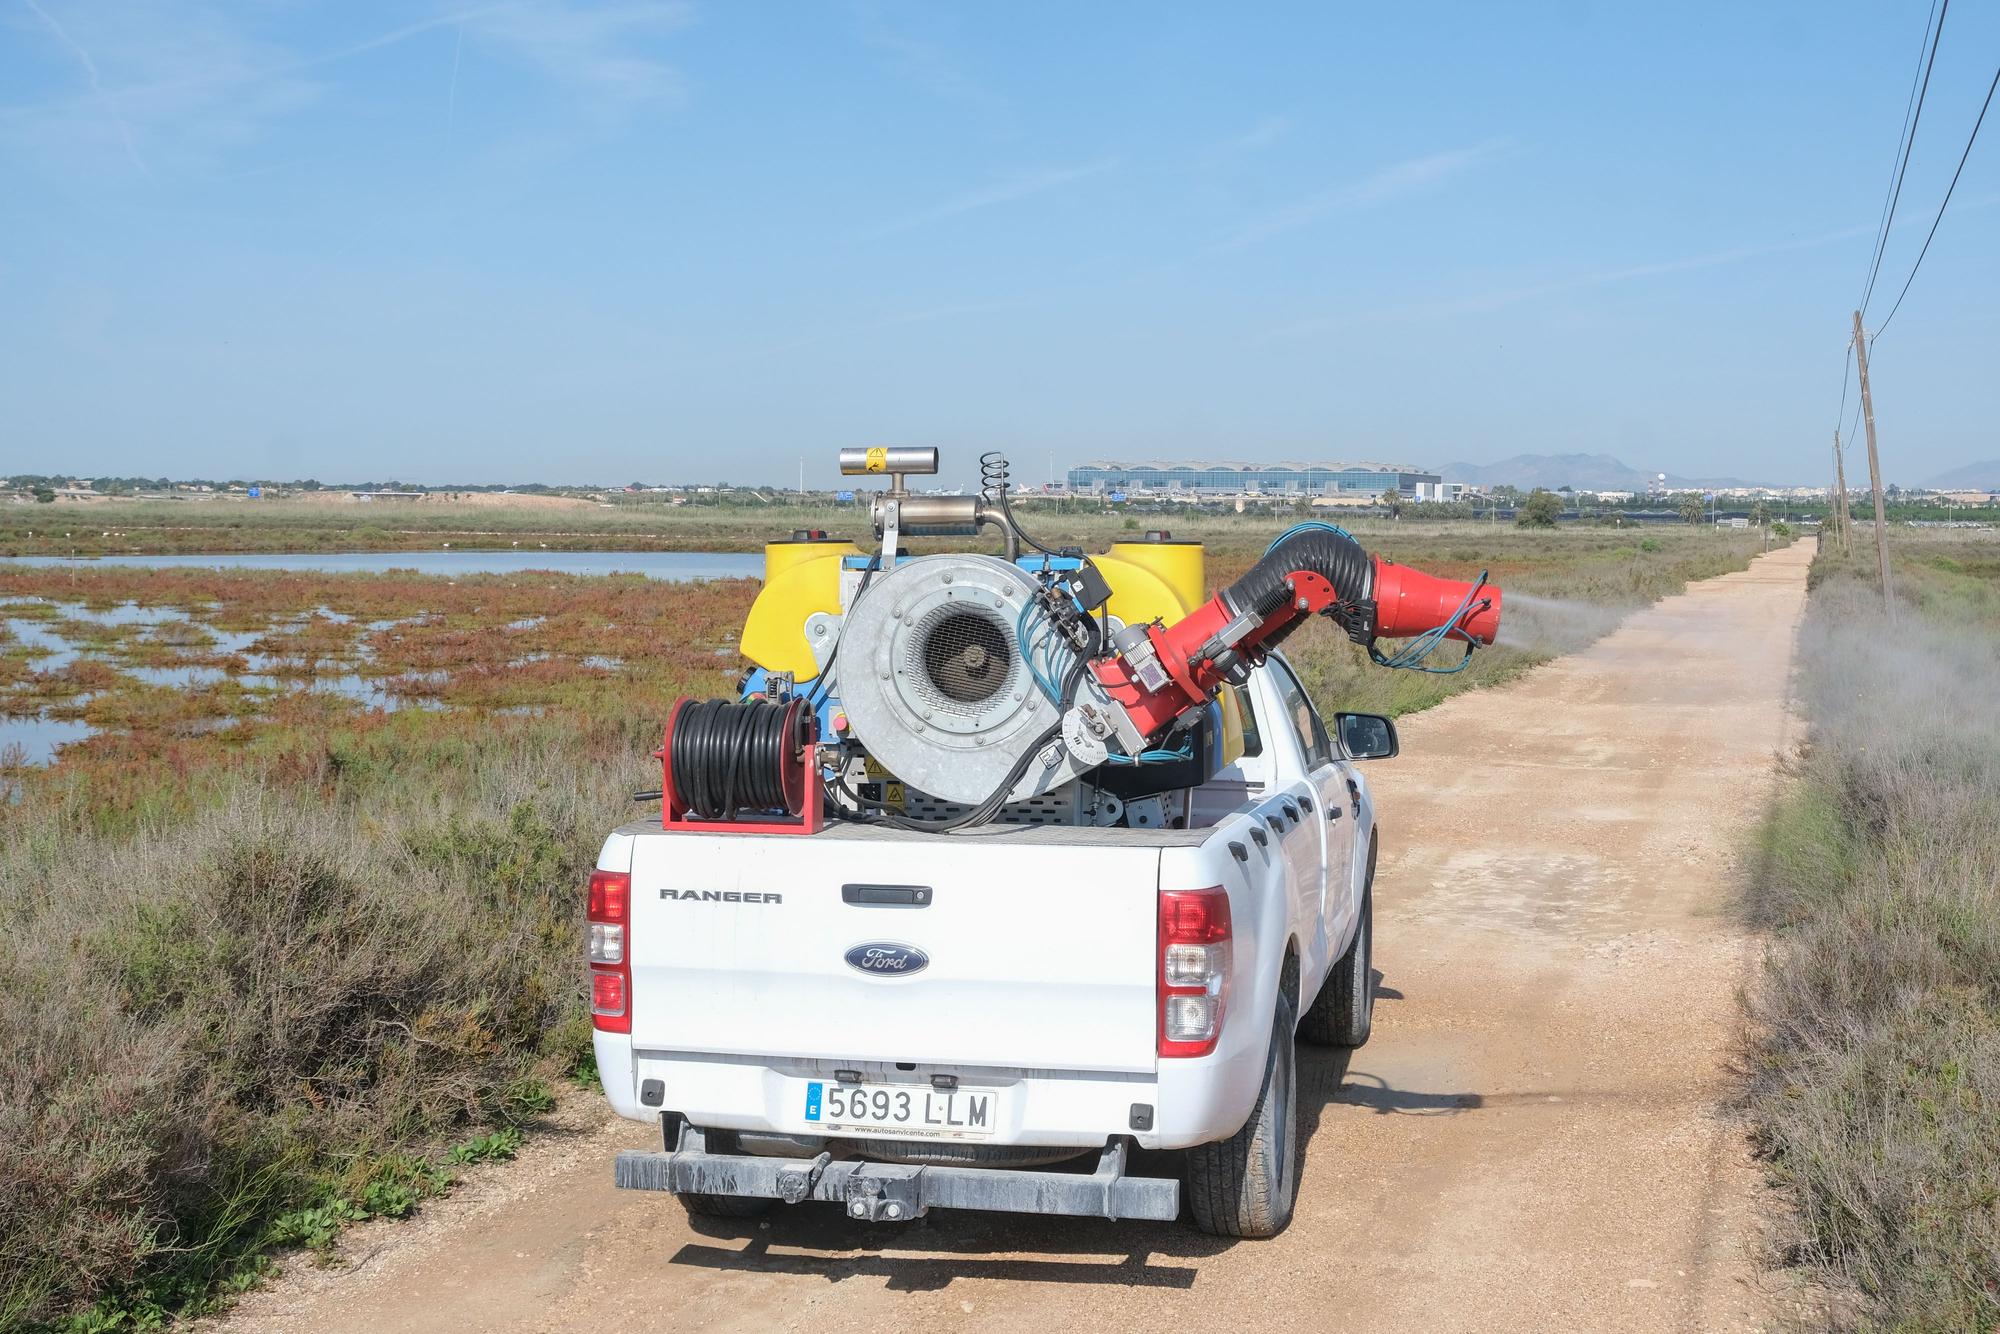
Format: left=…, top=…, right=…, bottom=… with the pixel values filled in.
left=1924, top=460, right=2000, bottom=490
left=1438, top=453, right=1760, bottom=491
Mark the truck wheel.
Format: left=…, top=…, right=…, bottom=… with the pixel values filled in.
left=1300, top=869, right=1375, bottom=1048
left=1185, top=993, right=1299, bottom=1239
left=676, top=1130, right=773, bottom=1219
left=678, top=1191, right=772, bottom=1219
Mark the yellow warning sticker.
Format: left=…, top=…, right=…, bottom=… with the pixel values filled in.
left=883, top=782, right=906, bottom=808
left=864, top=446, right=888, bottom=473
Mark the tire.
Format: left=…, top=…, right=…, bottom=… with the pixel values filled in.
left=1185, top=992, right=1300, bottom=1239
left=1300, top=852, right=1375, bottom=1049
left=678, top=1191, right=772, bottom=1219
left=676, top=1130, right=773, bottom=1219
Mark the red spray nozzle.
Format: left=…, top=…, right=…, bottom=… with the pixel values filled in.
left=1371, top=558, right=1503, bottom=645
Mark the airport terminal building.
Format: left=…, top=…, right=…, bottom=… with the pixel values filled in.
left=1066, top=460, right=1442, bottom=498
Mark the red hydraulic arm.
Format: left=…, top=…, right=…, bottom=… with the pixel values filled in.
left=1091, top=547, right=1502, bottom=744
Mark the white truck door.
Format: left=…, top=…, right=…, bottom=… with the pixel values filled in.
left=1264, top=656, right=1357, bottom=991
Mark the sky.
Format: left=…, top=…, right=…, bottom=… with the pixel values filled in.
left=2, top=1, right=1996, bottom=490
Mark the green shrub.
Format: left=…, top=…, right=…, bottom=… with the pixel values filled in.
left=1514, top=488, right=1561, bottom=528
left=449, top=1127, right=523, bottom=1164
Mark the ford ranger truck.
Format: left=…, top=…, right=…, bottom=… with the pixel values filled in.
left=588, top=654, right=1394, bottom=1238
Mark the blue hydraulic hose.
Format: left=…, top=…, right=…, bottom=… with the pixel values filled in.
left=1263, top=520, right=1355, bottom=555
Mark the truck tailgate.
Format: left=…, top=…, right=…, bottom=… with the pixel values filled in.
left=623, top=829, right=1162, bottom=1073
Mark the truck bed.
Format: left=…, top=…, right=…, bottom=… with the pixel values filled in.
left=613, top=817, right=1222, bottom=848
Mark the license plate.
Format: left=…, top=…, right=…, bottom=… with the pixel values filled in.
left=803, top=1081, right=998, bottom=1139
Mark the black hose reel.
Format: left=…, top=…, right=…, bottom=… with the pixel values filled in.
left=658, top=696, right=821, bottom=833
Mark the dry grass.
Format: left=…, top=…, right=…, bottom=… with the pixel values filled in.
left=1744, top=533, right=2000, bottom=1328
left=0, top=782, right=601, bottom=1324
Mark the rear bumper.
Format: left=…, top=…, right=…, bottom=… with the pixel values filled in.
left=615, top=1131, right=1178, bottom=1223
left=595, top=1033, right=1261, bottom=1150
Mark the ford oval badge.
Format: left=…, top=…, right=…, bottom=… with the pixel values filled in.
left=845, top=942, right=928, bottom=976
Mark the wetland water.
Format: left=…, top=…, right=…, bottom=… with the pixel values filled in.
left=1, top=550, right=764, bottom=765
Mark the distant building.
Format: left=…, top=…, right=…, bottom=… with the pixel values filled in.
left=1067, top=460, right=1442, bottom=498
left=1414, top=481, right=1465, bottom=503
left=348, top=490, right=427, bottom=502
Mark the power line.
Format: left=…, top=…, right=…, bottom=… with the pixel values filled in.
left=1860, top=0, right=1941, bottom=309
left=1859, top=0, right=1950, bottom=317
left=1873, top=59, right=2000, bottom=341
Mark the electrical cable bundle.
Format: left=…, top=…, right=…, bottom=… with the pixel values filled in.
left=1016, top=586, right=1083, bottom=704
left=1016, top=579, right=1185, bottom=764
left=668, top=697, right=810, bottom=818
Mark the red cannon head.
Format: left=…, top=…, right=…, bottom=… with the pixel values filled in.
left=1371, top=558, right=1502, bottom=645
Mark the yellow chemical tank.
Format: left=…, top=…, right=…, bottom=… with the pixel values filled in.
left=739, top=537, right=863, bottom=682
left=1097, top=537, right=1207, bottom=626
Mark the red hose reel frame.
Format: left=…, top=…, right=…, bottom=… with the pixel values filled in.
left=656, top=695, right=823, bottom=835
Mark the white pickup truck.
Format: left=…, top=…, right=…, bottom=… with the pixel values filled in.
left=588, top=652, right=1397, bottom=1238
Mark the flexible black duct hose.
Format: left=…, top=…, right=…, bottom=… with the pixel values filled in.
left=1222, top=525, right=1377, bottom=649
left=669, top=698, right=806, bottom=818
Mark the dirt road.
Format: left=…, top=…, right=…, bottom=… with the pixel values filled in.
left=215, top=540, right=1812, bottom=1334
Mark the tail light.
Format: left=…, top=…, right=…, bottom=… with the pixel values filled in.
left=587, top=870, right=632, bottom=1034
left=1159, top=887, right=1231, bottom=1057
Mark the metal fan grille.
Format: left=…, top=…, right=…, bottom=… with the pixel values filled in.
left=918, top=609, right=1010, bottom=705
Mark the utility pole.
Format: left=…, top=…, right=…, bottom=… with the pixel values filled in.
left=1832, top=430, right=1852, bottom=553
left=1851, top=310, right=1894, bottom=613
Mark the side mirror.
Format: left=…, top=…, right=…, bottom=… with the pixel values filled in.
left=1334, top=712, right=1398, bottom=760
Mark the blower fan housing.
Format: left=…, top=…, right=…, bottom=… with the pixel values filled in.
left=837, top=555, right=1091, bottom=804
